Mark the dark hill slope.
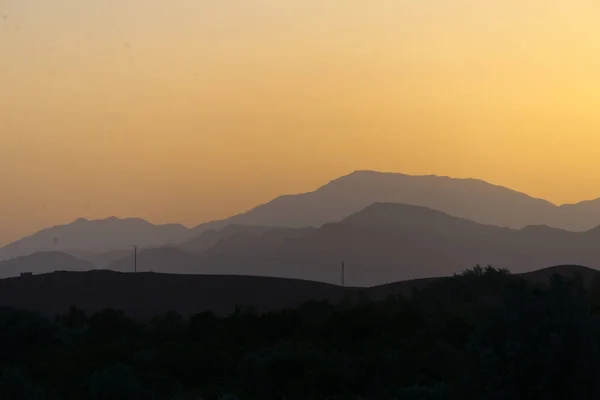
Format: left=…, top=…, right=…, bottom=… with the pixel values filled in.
left=0, top=265, right=597, bottom=319
left=520, top=264, right=600, bottom=285
left=0, top=270, right=352, bottom=319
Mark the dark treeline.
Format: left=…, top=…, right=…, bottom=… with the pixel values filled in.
left=3, top=266, right=600, bottom=399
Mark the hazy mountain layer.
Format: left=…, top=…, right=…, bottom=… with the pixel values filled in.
left=0, top=217, right=190, bottom=261
left=116, top=203, right=600, bottom=286
left=5, top=170, right=600, bottom=262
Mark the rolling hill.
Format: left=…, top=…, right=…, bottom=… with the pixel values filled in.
left=0, top=270, right=353, bottom=318
left=0, top=265, right=596, bottom=319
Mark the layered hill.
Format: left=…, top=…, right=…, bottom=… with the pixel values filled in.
left=189, top=170, right=560, bottom=235
left=6, top=203, right=600, bottom=286
left=0, top=217, right=190, bottom=262
left=184, top=203, right=600, bottom=286
left=6, top=171, right=600, bottom=262
left=179, top=224, right=279, bottom=255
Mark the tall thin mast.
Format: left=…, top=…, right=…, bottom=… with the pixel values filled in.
left=133, top=245, right=138, bottom=273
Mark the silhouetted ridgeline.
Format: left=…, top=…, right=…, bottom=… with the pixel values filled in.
left=0, top=217, right=188, bottom=261
left=7, top=170, right=600, bottom=262
left=5, top=203, right=600, bottom=286
left=116, top=204, right=600, bottom=286
left=188, top=170, right=600, bottom=233
left=2, top=266, right=600, bottom=399
left=0, top=270, right=354, bottom=318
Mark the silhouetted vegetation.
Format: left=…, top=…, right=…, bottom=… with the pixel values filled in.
left=2, top=266, right=600, bottom=399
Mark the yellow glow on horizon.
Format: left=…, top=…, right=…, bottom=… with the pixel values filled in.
left=1, top=0, right=600, bottom=243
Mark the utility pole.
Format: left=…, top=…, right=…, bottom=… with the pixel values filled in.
left=133, top=245, right=138, bottom=273
left=341, top=261, right=345, bottom=287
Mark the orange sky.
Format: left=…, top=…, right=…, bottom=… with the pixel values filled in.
left=1, top=0, right=600, bottom=244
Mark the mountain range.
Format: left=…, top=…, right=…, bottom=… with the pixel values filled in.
left=3, top=202, right=600, bottom=286
left=3, top=170, right=600, bottom=275
left=184, top=203, right=600, bottom=286
left=0, top=217, right=189, bottom=261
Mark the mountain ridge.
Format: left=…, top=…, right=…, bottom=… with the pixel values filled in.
left=5, top=202, right=600, bottom=285
left=187, top=170, right=566, bottom=235
left=185, top=202, right=600, bottom=286
left=5, top=170, right=600, bottom=261
left=0, top=216, right=191, bottom=262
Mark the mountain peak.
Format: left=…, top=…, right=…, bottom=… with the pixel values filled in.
left=329, top=170, right=407, bottom=183
left=336, top=202, right=504, bottom=236
left=194, top=170, right=570, bottom=234
left=341, top=202, right=459, bottom=222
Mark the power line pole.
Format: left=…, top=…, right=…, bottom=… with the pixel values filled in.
left=341, top=261, right=345, bottom=287
left=133, top=245, right=138, bottom=273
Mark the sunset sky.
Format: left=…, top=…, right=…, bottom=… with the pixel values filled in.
left=1, top=0, right=600, bottom=244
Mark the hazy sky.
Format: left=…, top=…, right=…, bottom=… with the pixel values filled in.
left=1, top=1, right=600, bottom=244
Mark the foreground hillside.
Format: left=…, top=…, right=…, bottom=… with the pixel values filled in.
left=0, top=265, right=597, bottom=319
left=0, top=270, right=352, bottom=318
left=2, top=266, right=600, bottom=399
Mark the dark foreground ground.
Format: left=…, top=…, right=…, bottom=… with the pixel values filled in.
left=2, top=265, right=600, bottom=399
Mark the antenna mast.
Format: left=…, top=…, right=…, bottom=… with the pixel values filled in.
left=133, top=245, right=138, bottom=273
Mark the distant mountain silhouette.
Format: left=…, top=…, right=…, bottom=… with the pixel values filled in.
left=0, top=264, right=596, bottom=319
left=67, top=249, right=134, bottom=268
left=0, top=252, right=94, bottom=279
left=188, top=171, right=600, bottom=237
left=0, top=217, right=190, bottom=262
left=186, top=203, right=600, bottom=286
left=179, top=224, right=279, bottom=254
left=7, top=204, right=600, bottom=286
left=189, top=171, right=558, bottom=234
left=335, top=202, right=510, bottom=235
left=6, top=170, right=600, bottom=262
